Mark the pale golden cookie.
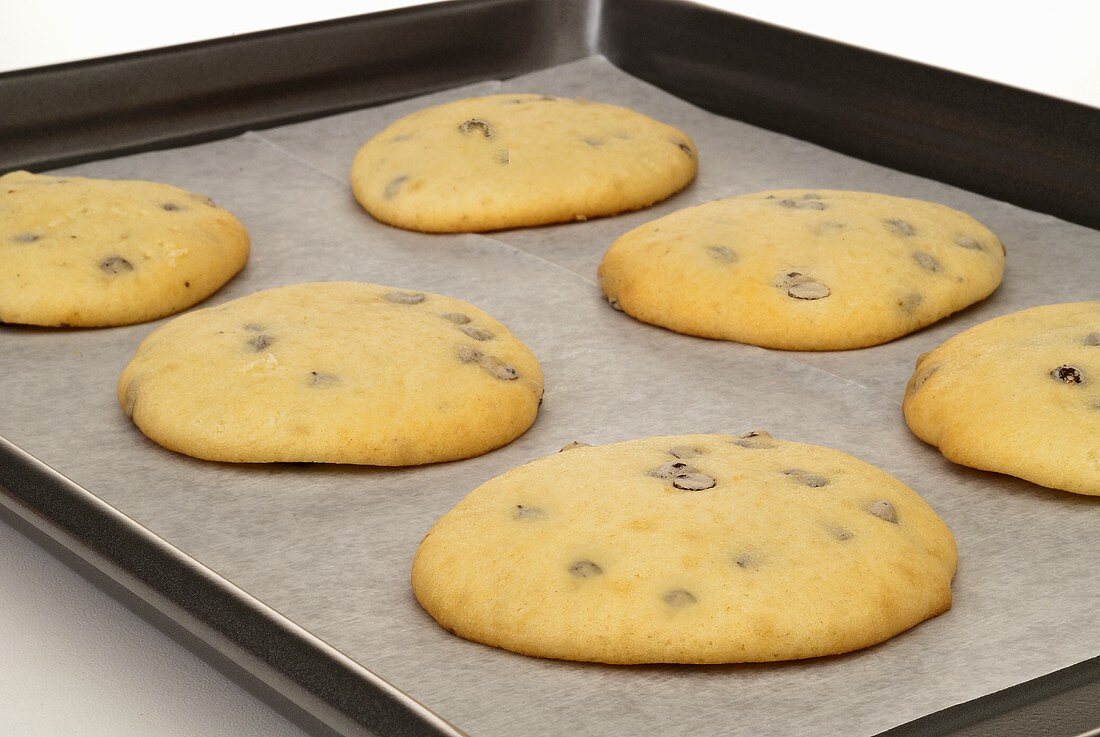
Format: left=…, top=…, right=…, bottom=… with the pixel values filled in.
left=351, top=94, right=697, bottom=232
left=905, top=302, right=1100, bottom=495
left=598, top=190, right=1005, bottom=350
left=118, top=282, right=543, bottom=464
left=0, top=171, right=249, bottom=327
left=412, top=433, right=956, bottom=663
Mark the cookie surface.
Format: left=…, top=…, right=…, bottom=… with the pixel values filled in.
left=351, top=94, right=697, bottom=232
left=905, top=302, right=1100, bottom=495
left=118, top=282, right=543, bottom=464
left=598, top=190, right=1005, bottom=350
left=0, top=171, right=249, bottom=327
left=412, top=433, right=956, bottom=663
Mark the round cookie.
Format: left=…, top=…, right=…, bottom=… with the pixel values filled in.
left=598, top=190, right=1005, bottom=350
left=351, top=94, right=698, bottom=232
left=412, top=433, right=957, bottom=663
left=118, top=282, right=543, bottom=465
left=905, top=302, right=1100, bottom=495
left=0, top=171, right=249, bottom=327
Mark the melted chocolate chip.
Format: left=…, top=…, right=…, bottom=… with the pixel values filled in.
left=458, top=325, right=494, bottom=341
left=735, top=553, right=760, bottom=570
left=248, top=334, right=275, bottom=352
left=512, top=505, right=546, bottom=521
left=778, top=198, right=826, bottom=210
left=160, top=202, right=183, bottom=212
left=308, top=371, right=340, bottom=387
left=707, top=245, right=737, bottom=263
left=672, top=473, right=716, bottom=491
left=867, top=499, right=898, bottom=524
left=900, top=293, right=924, bottom=312
left=383, top=291, right=425, bottom=304
left=783, top=468, right=829, bottom=488
left=584, top=138, right=604, bottom=147
left=441, top=312, right=470, bottom=325
left=1052, top=365, right=1084, bottom=384
left=384, top=176, right=408, bottom=199
left=607, top=296, right=623, bottom=312
left=663, top=589, right=697, bottom=607
left=912, top=251, right=942, bottom=272
left=243, top=323, right=264, bottom=332
left=734, top=430, right=776, bottom=449
left=559, top=441, right=590, bottom=452
left=885, top=218, right=915, bottom=236
left=650, top=461, right=693, bottom=479
left=676, top=141, right=694, bottom=158
left=569, top=560, right=603, bottom=578
left=1083, top=332, right=1100, bottom=347
left=458, top=119, right=493, bottom=138
left=833, top=528, right=855, bottom=541
left=495, top=149, right=509, bottom=165
left=12, top=233, right=40, bottom=243
left=99, top=256, right=134, bottom=274
left=788, top=281, right=830, bottom=300
left=668, top=446, right=702, bottom=459
left=955, top=235, right=983, bottom=251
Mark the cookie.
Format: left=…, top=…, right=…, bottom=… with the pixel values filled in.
left=117, top=282, right=543, bottom=464
left=412, top=433, right=956, bottom=663
left=598, top=190, right=1005, bottom=350
left=0, top=171, right=249, bottom=327
left=350, top=94, right=697, bottom=232
left=905, top=302, right=1100, bottom=495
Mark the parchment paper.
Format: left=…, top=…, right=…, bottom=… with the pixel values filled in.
left=2, top=57, right=1098, bottom=737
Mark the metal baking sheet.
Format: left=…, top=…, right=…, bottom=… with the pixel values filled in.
left=2, top=53, right=1098, bottom=737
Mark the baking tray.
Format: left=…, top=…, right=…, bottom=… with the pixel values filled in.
left=2, top=2, right=1099, bottom=736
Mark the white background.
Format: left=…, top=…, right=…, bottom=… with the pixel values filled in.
left=1, top=2, right=1097, bottom=736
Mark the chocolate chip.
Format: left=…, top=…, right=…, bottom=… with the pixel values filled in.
left=457, top=346, right=482, bottom=364
left=122, top=382, right=140, bottom=418
left=12, top=233, right=40, bottom=243
left=707, top=245, right=737, bottom=263
left=650, top=461, right=694, bottom=478
left=160, top=202, right=183, bottom=211
left=734, top=430, right=776, bottom=449
left=801, top=193, right=822, bottom=200
left=955, top=235, right=983, bottom=251
left=676, top=141, right=694, bottom=158
left=735, top=553, right=760, bottom=570
left=912, top=364, right=939, bottom=391
left=99, top=256, right=134, bottom=274
left=867, top=499, right=898, bottom=524
left=248, top=334, right=275, bottom=352
left=190, top=193, right=217, bottom=207
left=913, top=251, right=941, bottom=272
left=478, top=353, right=519, bottom=380
left=243, top=323, right=265, bottom=332
left=774, top=272, right=804, bottom=289
left=1052, top=365, right=1084, bottom=384
left=569, top=560, right=603, bottom=578
left=441, top=312, right=471, bottom=325
left=458, top=119, right=493, bottom=138
left=1083, top=333, right=1100, bottom=347
left=833, top=528, right=855, bottom=541
left=778, top=198, right=826, bottom=210
left=383, top=291, right=425, bottom=304
left=583, top=138, right=604, bottom=147
left=308, top=371, right=339, bottom=387
left=384, top=175, right=408, bottom=199
left=900, top=293, right=924, bottom=312
left=607, top=296, right=623, bottom=312
left=783, top=468, right=829, bottom=488
left=668, top=446, right=702, bottom=459
left=663, top=589, right=697, bottom=607
left=559, top=441, right=590, bottom=452
left=885, top=218, right=915, bottom=236
left=672, top=473, right=716, bottom=491
left=788, top=281, right=830, bottom=300
left=495, top=149, right=509, bottom=165
left=459, top=325, right=494, bottom=341
left=512, top=505, right=546, bottom=521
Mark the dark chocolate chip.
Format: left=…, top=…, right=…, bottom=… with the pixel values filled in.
left=248, top=334, right=275, bottom=352
left=707, top=245, right=737, bottom=263
left=1051, top=365, right=1084, bottom=384
left=663, top=589, right=697, bottom=607
left=384, top=291, right=425, bottom=304
left=99, top=256, right=134, bottom=274
left=672, top=473, right=716, bottom=491
left=512, top=505, right=546, bottom=521
left=734, top=430, right=776, bottom=449
left=867, top=500, right=898, bottom=524
left=650, top=461, right=694, bottom=479
left=569, top=560, right=603, bottom=578
left=788, top=281, right=830, bottom=300
left=559, top=441, right=590, bottom=452
left=160, top=202, right=183, bottom=212
left=955, top=235, right=983, bottom=251
left=912, top=251, right=942, bottom=272
left=778, top=198, right=826, bottom=210
left=308, top=371, right=340, bottom=387
left=458, top=119, right=493, bottom=138
left=783, top=468, right=829, bottom=488
left=384, top=176, right=408, bottom=199
left=458, top=325, right=494, bottom=341
left=885, top=218, right=916, bottom=236
left=12, top=233, right=40, bottom=243
left=1083, top=332, right=1100, bottom=347
left=441, top=312, right=470, bottom=325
